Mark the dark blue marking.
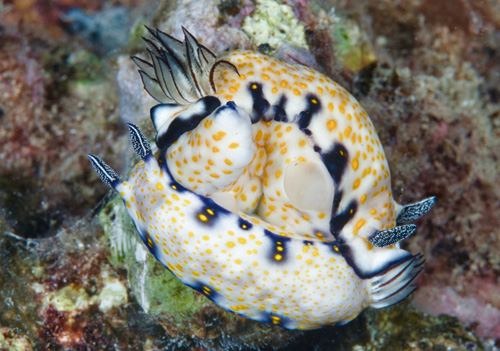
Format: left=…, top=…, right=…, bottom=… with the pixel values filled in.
left=248, top=82, right=270, bottom=123
left=214, top=101, right=238, bottom=118
left=320, top=143, right=348, bottom=185
left=330, top=200, right=357, bottom=237
left=263, top=229, right=291, bottom=264
left=321, top=240, right=344, bottom=256
left=313, top=145, right=321, bottom=153
left=331, top=189, right=343, bottom=215
left=188, top=281, right=221, bottom=303
left=272, top=95, right=288, bottom=122
left=195, top=204, right=229, bottom=226
left=137, top=228, right=163, bottom=264
left=303, top=240, right=314, bottom=246
left=297, top=94, right=322, bottom=131
left=238, top=218, right=253, bottom=230
left=337, top=242, right=416, bottom=279
left=156, top=152, right=195, bottom=193
left=226, top=101, right=237, bottom=109
left=199, top=196, right=231, bottom=215
left=155, top=95, right=221, bottom=150
left=261, top=312, right=291, bottom=328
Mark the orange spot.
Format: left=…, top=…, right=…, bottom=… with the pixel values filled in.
left=327, top=119, right=337, bottom=131
left=351, top=158, right=359, bottom=171
left=353, top=178, right=361, bottom=190
left=353, top=219, right=366, bottom=236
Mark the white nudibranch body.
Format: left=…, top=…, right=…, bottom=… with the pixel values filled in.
left=88, top=28, right=435, bottom=329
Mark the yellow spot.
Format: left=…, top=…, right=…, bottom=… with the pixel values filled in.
left=353, top=219, right=367, bottom=236
left=353, top=178, right=361, bottom=190
left=229, top=143, right=239, bottom=148
left=262, top=73, right=270, bottom=80
left=293, top=88, right=301, bottom=96
left=327, top=119, right=337, bottom=131
left=235, top=259, right=242, bottom=264
left=227, top=241, right=235, bottom=248
left=238, top=237, right=247, bottom=244
left=274, top=254, right=283, bottom=261
left=339, top=105, right=346, bottom=114
left=360, top=194, right=367, bottom=204
left=251, top=84, right=258, bottom=90
left=255, top=130, right=263, bottom=141
left=212, top=131, right=226, bottom=141
left=198, top=214, right=209, bottom=222
left=351, top=158, right=359, bottom=171
left=202, top=235, right=209, bottom=240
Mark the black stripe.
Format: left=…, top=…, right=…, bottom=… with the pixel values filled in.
left=156, top=96, right=221, bottom=150
left=248, top=82, right=270, bottom=123
left=330, top=200, right=357, bottom=237
left=298, top=94, right=322, bottom=130
left=272, top=95, right=288, bottom=122
left=320, top=143, right=348, bottom=185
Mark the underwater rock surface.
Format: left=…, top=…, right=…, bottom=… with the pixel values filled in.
left=0, top=0, right=499, bottom=350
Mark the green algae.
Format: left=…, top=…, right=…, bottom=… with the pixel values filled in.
left=241, top=0, right=308, bottom=53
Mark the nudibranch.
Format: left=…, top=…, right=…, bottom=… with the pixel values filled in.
left=88, top=27, right=435, bottom=330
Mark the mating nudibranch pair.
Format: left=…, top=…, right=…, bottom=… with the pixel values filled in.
left=88, top=27, right=435, bottom=330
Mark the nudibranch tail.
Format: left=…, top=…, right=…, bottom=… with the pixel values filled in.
left=87, top=154, right=120, bottom=189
